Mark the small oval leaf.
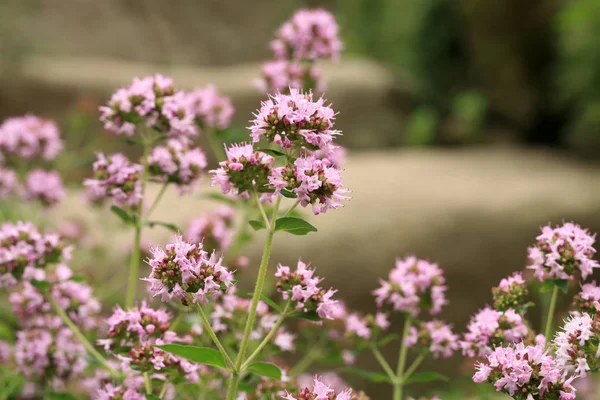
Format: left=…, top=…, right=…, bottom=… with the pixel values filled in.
left=275, top=217, right=317, bottom=235
left=155, top=344, right=227, bottom=370
left=110, top=205, right=136, bottom=226
left=245, top=362, right=282, bottom=380
left=339, top=367, right=392, bottom=383
left=249, top=220, right=267, bottom=231
left=403, top=371, right=449, bottom=385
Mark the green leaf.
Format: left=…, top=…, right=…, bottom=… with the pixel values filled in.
left=303, top=143, right=321, bottom=151
left=260, top=295, right=282, bottom=313
left=146, top=395, right=161, bottom=400
left=155, top=344, right=228, bottom=370
left=540, top=279, right=569, bottom=294
left=110, top=205, right=136, bottom=226
left=275, top=217, right=317, bottom=235
left=378, top=333, right=400, bottom=347
left=204, top=192, right=236, bottom=206
left=257, top=148, right=285, bottom=157
left=292, top=310, right=321, bottom=321
left=245, top=362, right=282, bottom=380
left=145, top=221, right=180, bottom=233
left=249, top=220, right=267, bottom=231
left=47, top=393, right=79, bottom=400
left=280, top=188, right=297, bottom=199
left=340, top=367, right=392, bottom=383
left=30, top=280, right=50, bottom=291
left=403, top=371, right=449, bottom=385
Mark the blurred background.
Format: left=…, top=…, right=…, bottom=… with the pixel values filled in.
left=1, top=0, right=600, bottom=398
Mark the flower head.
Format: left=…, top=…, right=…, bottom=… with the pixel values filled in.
left=0, top=115, right=63, bottom=160
left=0, top=166, right=18, bottom=199
left=473, top=342, right=577, bottom=400
left=271, top=9, right=342, bottom=62
left=185, top=206, right=236, bottom=253
left=344, top=312, right=389, bottom=344
left=573, top=281, right=600, bottom=316
left=275, top=260, right=339, bottom=320
left=492, top=272, right=530, bottom=313
left=144, top=236, right=234, bottom=305
left=100, top=74, right=197, bottom=137
left=23, top=169, right=65, bottom=206
left=527, top=222, right=598, bottom=281
left=406, top=320, right=459, bottom=359
left=186, top=85, right=235, bottom=130
left=460, top=307, right=532, bottom=358
left=270, top=156, right=349, bottom=215
left=249, top=89, right=339, bottom=150
left=210, top=143, right=275, bottom=198
left=256, top=60, right=325, bottom=94
left=84, top=153, right=143, bottom=208
left=373, top=256, right=447, bottom=317
left=554, top=313, right=600, bottom=378
left=148, top=138, right=207, bottom=192
left=282, top=376, right=354, bottom=400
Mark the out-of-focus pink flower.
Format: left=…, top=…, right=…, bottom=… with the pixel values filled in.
left=23, top=169, right=65, bottom=206
left=282, top=376, right=353, bottom=400
left=406, top=320, right=459, bottom=359
left=256, top=60, right=325, bottom=94
left=0, top=115, right=63, bottom=160
left=185, top=206, right=235, bottom=253
left=0, top=166, right=18, bottom=199
left=186, top=85, right=235, bottom=131
left=84, top=153, right=143, bottom=208
left=148, top=138, right=207, bottom=193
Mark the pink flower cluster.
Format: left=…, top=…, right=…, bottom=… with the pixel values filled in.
left=270, top=156, right=349, bottom=215
left=144, top=236, right=234, bottom=305
left=0, top=166, right=18, bottom=199
left=0, top=221, right=71, bottom=287
left=528, top=222, right=598, bottom=281
left=186, top=85, right=235, bottom=131
left=186, top=206, right=235, bottom=253
left=344, top=312, right=389, bottom=341
left=0, top=115, right=63, bottom=160
left=271, top=9, right=342, bottom=62
left=210, top=143, right=275, bottom=198
left=15, top=327, right=87, bottom=390
left=282, top=376, right=354, bottom=400
left=23, top=169, right=66, bottom=206
left=100, top=302, right=200, bottom=380
left=10, top=280, right=100, bottom=331
left=492, top=272, right=529, bottom=313
left=94, top=377, right=146, bottom=400
left=573, top=282, right=600, bottom=315
left=100, top=74, right=197, bottom=137
left=256, top=60, right=325, bottom=94
left=148, top=138, right=207, bottom=192
left=373, top=256, right=447, bottom=317
left=275, top=260, right=339, bottom=320
left=406, top=320, right=459, bottom=359
left=460, top=307, right=532, bottom=358
left=84, top=153, right=143, bottom=208
left=473, top=343, right=577, bottom=400
left=554, top=313, right=600, bottom=378
left=249, top=89, right=339, bottom=150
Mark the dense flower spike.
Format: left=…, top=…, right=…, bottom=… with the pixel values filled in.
left=0, top=221, right=71, bottom=287
left=275, top=260, right=339, bottom=320
left=460, top=307, right=532, bottom=358
left=10, top=279, right=100, bottom=331
left=282, top=376, right=354, bottom=400
left=23, top=169, right=65, bottom=206
left=492, top=272, right=530, bottom=313
left=554, top=313, right=600, bottom=378
left=0, top=115, right=63, bottom=160
left=473, top=343, right=577, bottom=400
left=210, top=143, right=275, bottom=198
left=406, top=320, right=459, bottom=359
left=373, top=256, right=447, bottom=317
left=527, top=222, right=598, bottom=281
left=186, top=85, right=235, bottom=131
left=573, top=282, right=600, bottom=315
left=271, top=9, right=342, bottom=62
left=148, top=138, right=207, bottom=192
left=0, top=166, right=18, bottom=199
left=249, top=89, right=340, bottom=150
left=256, top=60, right=325, bottom=94
left=99, top=74, right=197, bottom=137
left=344, top=312, right=389, bottom=341
left=186, top=206, right=235, bottom=253
left=84, top=153, right=143, bottom=208
left=15, top=327, right=87, bottom=391
left=270, top=156, right=349, bottom=215
left=144, top=236, right=234, bottom=304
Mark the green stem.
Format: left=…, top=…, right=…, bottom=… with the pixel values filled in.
left=144, top=182, right=169, bottom=222
left=282, top=201, right=300, bottom=218
left=159, top=383, right=168, bottom=399
left=205, top=127, right=226, bottom=161
left=227, top=196, right=281, bottom=399
left=288, top=336, right=325, bottom=377
left=394, top=316, right=412, bottom=400
left=48, top=294, right=119, bottom=378
left=194, top=303, right=235, bottom=369
left=143, top=372, right=152, bottom=394
left=241, top=301, right=291, bottom=370
left=544, top=286, right=559, bottom=347
left=224, top=373, right=240, bottom=400
left=402, top=353, right=425, bottom=382
left=371, top=345, right=397, bottom=383
left=255, top=192, right=271, bottom=227
left=126, top=143, right=150, bottom=308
